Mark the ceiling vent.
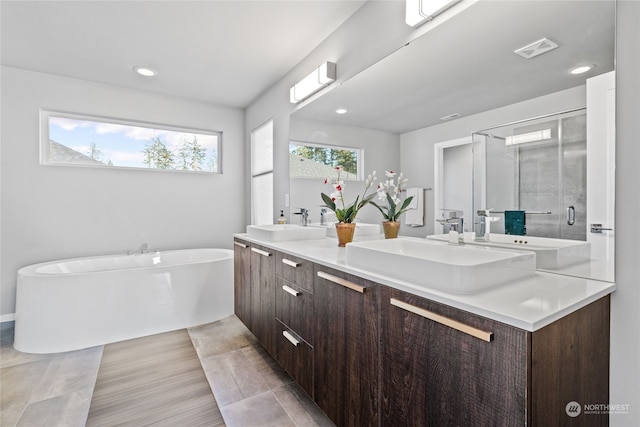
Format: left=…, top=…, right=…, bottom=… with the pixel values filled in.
left=514, top=38, right=558, bottom=59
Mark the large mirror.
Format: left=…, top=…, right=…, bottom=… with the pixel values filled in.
left=289, top=0, right=615, bottom=282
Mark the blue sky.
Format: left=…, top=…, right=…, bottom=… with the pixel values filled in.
left=49, top=116, right=219, bottom=170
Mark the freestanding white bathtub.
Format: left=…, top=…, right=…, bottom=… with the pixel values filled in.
left=14, top=248, right=234, bottom=354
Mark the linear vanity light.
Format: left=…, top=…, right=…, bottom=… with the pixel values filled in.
left=505, top=129, right=552, bottom=146
left=289, top=62, right=337, bottom=104
left=406, top=0, right=461, bottom=27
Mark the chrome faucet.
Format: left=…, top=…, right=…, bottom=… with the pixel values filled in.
left=437, top=210, right=465, bottom=245
left=320, top=208, right=327, bottom=225
left=294, top=208, right=310, bottom=226
left=474, top=208, right=499, bottom=242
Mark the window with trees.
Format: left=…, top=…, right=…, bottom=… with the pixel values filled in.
left=289, top=141, right=361, bottom=180
left=41, top=110, right=222, bottom=173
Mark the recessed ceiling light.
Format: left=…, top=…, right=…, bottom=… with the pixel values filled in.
left=568, top=64, right=595, bottom=75
left=336, top=108, right=348, bottom=114
left=133, top=66, right=157, bottom=77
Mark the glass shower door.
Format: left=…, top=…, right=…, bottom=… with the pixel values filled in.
left=472, top=108, right=587, bottom=241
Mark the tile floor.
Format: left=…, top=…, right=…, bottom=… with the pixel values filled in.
left=0, top=316, right=334, bottom=427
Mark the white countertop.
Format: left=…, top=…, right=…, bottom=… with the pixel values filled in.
left=234, top=234, right=616, bottom=332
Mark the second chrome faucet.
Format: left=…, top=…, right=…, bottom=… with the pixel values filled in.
left=438, top=209, right=465, bottom=245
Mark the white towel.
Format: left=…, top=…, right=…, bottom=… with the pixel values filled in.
left=405, top=188, right=424, bottom=227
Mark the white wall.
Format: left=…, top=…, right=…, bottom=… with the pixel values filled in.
left=400, top=85, right=586, bottom=237
left=0, top=66, right=245, bottom=318
left=611, top=1, right=640, bottom=425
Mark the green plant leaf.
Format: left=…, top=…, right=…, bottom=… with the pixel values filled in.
left=320, top=193, right=336, bottom=212
left=386, top=193, right=397, bottom=220
left=370, top=201, right=389, bottom=219
left=398, top=196, right=414, bottom=213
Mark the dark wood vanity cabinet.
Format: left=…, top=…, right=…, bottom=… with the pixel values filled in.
left=274, top=252, right=315, bottom=397
left=380, top=286, right=611, bottom=427
left=275, top=319, right=314, bottom=397
left=380, top=286, right=528, bottom=426
left=313, top=265, right=380, bottom=427
left=233, top=239, right=252, bottom=328
left=249, top=243, right=277, bottom=357
left=234, top=239, right=611, bottom=427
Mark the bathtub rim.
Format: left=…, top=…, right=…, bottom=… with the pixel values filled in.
left=17, top=247, right=234, bottom=277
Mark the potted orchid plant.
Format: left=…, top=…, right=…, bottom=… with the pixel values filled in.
left=370, top=171, right=414, bottom=238
left=321, top=167, right=377, bottom=246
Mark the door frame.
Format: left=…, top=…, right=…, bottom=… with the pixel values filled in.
left=433, top=136, right=473, bottom=234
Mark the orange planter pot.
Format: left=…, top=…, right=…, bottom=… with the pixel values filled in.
left=335, top=222, right=356, bottom=247
left=382, top=221, right=401, bottom=239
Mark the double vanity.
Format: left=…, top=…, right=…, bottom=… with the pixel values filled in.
left=234, top=224, right=615, bottom=426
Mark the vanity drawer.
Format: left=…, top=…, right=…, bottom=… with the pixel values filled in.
left=276, top=320, right=313, bottom=398
left=275, top=277, right=314, bottom=343
left=276, top=252, right=313, bottom=293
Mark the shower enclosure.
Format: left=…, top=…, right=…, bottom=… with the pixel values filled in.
left=472, top=108, right=587, bottom=241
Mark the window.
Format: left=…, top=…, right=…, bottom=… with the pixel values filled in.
left=251, top=120, right=273, bottom=225
left=289, top=141, right=362, bottom=180
left=41, top=110, right=222, bottom=173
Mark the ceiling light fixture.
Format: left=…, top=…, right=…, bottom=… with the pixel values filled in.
left=406, top=0, right=461, bottom=27
left=290, top=62, right=337, bottom=104
left=568, top=64, right=595, bottom=75
left=505, top=129, right=552, bottom=146
left=336, top=108, right=348, bottom=114
left=133, top=66, right=157, bottom=77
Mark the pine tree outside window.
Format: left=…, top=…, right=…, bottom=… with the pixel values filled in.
left=41, top=110, right=222, bottom=173
left=289, top=141, right=362, bottom=180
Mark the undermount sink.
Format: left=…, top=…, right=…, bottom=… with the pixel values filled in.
left=426, top=233, right=591, bottom=270
left=345, top=238, right=535, bottom=294
left=246, top=224, right=326, bottom=242
left=309, top=222, right=381, bottom=238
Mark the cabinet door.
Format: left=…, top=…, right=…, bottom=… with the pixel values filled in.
left=275, top=277, right=314, bottom=344
left=276, top=320, right=314, bottom=398
left=276, top=252, right=313, bottom=293
left=314, top=266, right=379, bottom=427
left=250, top=244, right=277, bottom=357
left=380, top=286, right=528, bottom=427
left=233, top=239, right=251, bottom=328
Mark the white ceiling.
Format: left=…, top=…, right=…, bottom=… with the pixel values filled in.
left=293, top=0, right=615, bottom=133
left=0, top=0, right=365, bottom=108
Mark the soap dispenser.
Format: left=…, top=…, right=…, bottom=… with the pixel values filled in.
left=277, top=210, right=287, bottom=224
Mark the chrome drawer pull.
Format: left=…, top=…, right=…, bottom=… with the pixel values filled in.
left=282, top=330, right=300, bottom=347
left=317, top=271, right=365, bottom=293
left=282, top=258, right=300, bottom=268
left=250, top=247, right=271, bottom=257
left=234, top=241, right=248, bottom=248
left=282, top=285, right=300, bottom=297
left=390, top=298, right=493, bottom=342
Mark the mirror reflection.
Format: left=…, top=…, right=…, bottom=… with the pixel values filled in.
left=289, top=0, right=615, bottom=282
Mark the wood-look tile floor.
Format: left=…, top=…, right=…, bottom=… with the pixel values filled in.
left=0, top=316, right=334, bottom=427
left=86, top=329, right=224, bottom=427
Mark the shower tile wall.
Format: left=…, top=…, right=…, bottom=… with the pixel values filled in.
left=518, top=115, right=587, bottom=241
left=485, top=112, right=587, bottom=241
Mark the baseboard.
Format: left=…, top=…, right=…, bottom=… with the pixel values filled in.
left=1, top=313, right=16, bottom=323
